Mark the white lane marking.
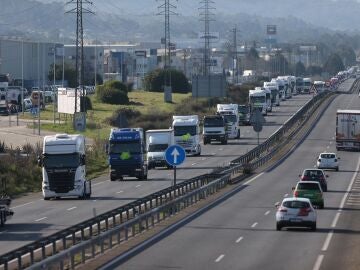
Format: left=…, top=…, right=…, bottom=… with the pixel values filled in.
left=322, top=231, right=334, bottom=251
left=331, top=212, right=341, bottom=228
left=12, top=201, right=34, bottom=209
left=326, top=146, right=330, bottom=149
left=117, top=191, right=124, bottom=194
left=192, top=163, right=197, bottom=166
left=284, top=194, right=289, bottom=197
left=92, top=200, right=97, bottom=202
left=264, top=210, right=271, bottom=216
left=211, top=153, right=216, bottom=155
left=235, top=236, right=243, bottom=243
left=313, top=255, right=324, bottom=270
left=346, top=202, right=360, bottom=205
left=251, top=222, right=258, bottom=228
left=339, top=157, right=360, bottom=209
left=243, top=173, right=264, bottom=185
left=135, top=184, right=141, bottom=188
left=215, top=254, right=225, bottom=263
left=219, top=148, right=223, bottom=151
left=201, top=158, right=207, bottom=161
left=67, top=206, right=77, bottom=211
left=330, top=142, right=333, bottom=145
left=35, top=217, right=47, bottom=222
left=93, top=181, right=106, bottom=186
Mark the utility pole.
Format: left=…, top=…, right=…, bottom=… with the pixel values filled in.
left=230, top=26, right=240, bottom=84
left=199, top=0, right=215, bottom=76
left=157, top=0, right=177, bottom=103
left=66, top=0, right=93, bottom=130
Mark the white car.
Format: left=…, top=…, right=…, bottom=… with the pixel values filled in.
left=275, top=197, right=317, bottom=231
left=316, top=152, right=339, bottom=171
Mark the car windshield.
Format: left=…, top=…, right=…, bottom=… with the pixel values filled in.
left=174, top=126, right=196, bottom=136
left=283, top=201, right=310, bottom=209
left=297, top=183, right=321, bottom=190
left=303, top=170, right=324, bottom=177
left=320, top=154, right=335, bottom=159
left=43, top=153, right=80, bottom=169
left=148, top=143, right=168, bottom=152
left=109, top=141, right=141, bottom=154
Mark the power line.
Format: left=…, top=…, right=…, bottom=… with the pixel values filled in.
left=157, top=0, right=177, bottom=102
left=199, top=0, right=215, bottom=76
left=66, top=0, right=94, bottom=129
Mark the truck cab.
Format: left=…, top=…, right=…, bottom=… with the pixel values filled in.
left=238, top=104, right=251, bottom=125
left=108, top=128, right=148, bottom=180
left=146, top=129, right=174, bottom=169
left=203, top=115, right=228, bottom=144
left=172, top=115, right=201, bottom=156
left=39, top=134, right=91, bottom=200
left=303, top=78, right=312, bottom=94
left=249, top=88, right=267, bottom=116
left=264, top=82, right=280, bottom=106
left=216, top=104, right=240, bottom=139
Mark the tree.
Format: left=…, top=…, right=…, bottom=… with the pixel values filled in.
left=307, top=66, right=323, bottom=76
left=336, top=45, right=356, bottom=67
left=294, top=61, right=306, bottom=76
left=48, top=63, right=77, bottom=87
left=143, top=69, right=190, bottom=93
left=244, top=47, right=259, bottom=70
left=323, top=53, right=345, bottom=76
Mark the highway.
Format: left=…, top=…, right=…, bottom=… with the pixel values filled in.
left=108, top=84, right=360, bottom=270
left=0, top=81, right=352, bottom=256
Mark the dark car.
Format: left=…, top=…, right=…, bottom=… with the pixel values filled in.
left=0, top=106, right=9, bottom=116
left=299, top=169, right=328, bottom=192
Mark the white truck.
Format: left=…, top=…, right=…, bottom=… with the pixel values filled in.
left=303, top=78, right=312, bottom=94
left=336, top=110, right=360, bottom=151
left=216, top=104, right=240, bottom=139
left=38, top=134, right=91, bottom=200
left=264, top=81, right=280, bottom=106
left=313, top=81, right=326, bottom=94
left=146, top=129, right=174, bottom=169
left=203, top=115, right=228, bottom=144
left=277, top=76, right=292, bottom=99
left=172, top=115, right=201, bottom=156
left=249, top=88, right=268, bottom=116
left=271, top=78, right=286, bottom=101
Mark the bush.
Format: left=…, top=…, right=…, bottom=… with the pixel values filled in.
left=97, top=87, right=129, bottom=105
left=82, top=96, right=93, bottom=110
left=103, top=80, right=128, bottom=93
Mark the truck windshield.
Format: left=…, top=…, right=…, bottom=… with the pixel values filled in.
left=43, top=154, right=80, bottom=169
left=304, top=82, right=311, bottom=87
left=250, top=96, right=265, bottom=103
left=222, top=114, right=237, bottom=124
left=204, top=118, right=224, bottom=127
left=238, top=106, right=249, bottom=114
left=278, top=85, right=284, bottom=90
left=109, top=141, right=141, bottom=154
left=174, top=126, right=197, bottom=136
left=148, top=144, right=168, bottom=152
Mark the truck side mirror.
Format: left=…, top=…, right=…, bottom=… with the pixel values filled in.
left=81, top=154, right=86, bottom=165
left=37, top=155, right=43, bottom=167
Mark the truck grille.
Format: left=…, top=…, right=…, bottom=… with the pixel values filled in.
left=47, top=169, right=76, bottom=193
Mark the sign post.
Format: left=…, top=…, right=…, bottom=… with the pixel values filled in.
left=250, top=109, right=266, bottom=146
left=165, top=145, right=186, bottom=186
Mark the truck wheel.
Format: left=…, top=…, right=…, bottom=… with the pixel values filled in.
left=110, top=174, right=116, bottom=181
left=236, top=130, right=240, bottom=139
left=0, top=212, right=4, bottom=227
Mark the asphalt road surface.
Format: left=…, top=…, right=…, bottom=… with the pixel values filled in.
left=0, top=80, right=354, bottom=257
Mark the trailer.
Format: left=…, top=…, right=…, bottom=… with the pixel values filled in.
left=336, top=110, right=360, bottom=151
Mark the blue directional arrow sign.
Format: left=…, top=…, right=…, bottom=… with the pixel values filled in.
left=165, top=145, right=186, bottom=166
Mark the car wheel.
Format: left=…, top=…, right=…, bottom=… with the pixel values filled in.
left=110, top=174, right=117, bottom=181
left=43, top=197, right=50, bottom=201
left=276, top=223, right=282, bottom=231
left=311, top=223, right=317, bottom=231
left=336, top=167, right=339, bottom=171
left=319, top=203, right=324, bottom=209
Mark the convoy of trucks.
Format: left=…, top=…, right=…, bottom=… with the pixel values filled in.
left=172, top=115, right=201, bottom=156
left=249, top=88, right=268, bottom=116
left=38, top=134, right=92, bottom=200
left=146, top=129, right=174, bottom=169
left=108, top=128, right=148, bottom=180
left=336, top=110, right=360, bottom=151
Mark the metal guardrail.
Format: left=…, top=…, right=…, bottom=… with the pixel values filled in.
left=1, top=79, right=358, bottom=269
left=27, top=174, right=231, bottom=270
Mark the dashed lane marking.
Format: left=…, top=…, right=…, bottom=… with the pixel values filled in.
left=215, top=254, right=225, bottom=263
left=35, top=217, right=47, bottom=222
left=235, top=236, right=243, bottom=243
